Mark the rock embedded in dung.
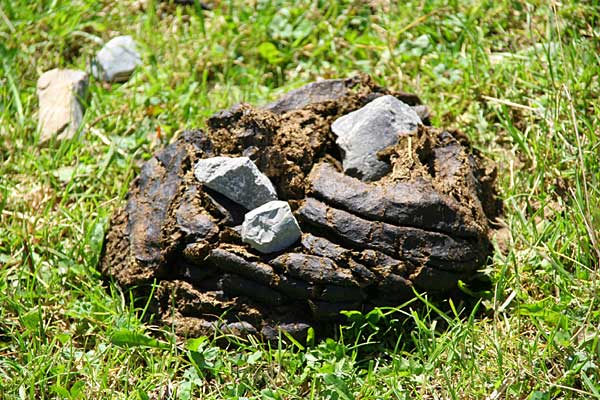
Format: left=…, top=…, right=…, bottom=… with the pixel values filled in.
left=331, top=94, right=421, bottom=181
left=194, top=156, right=277, bottom=210
left=91, top=35, right=141, bottom=83
left=37, top=69, right=88, bottom=143
left=241, top=201, right=301, bottom=254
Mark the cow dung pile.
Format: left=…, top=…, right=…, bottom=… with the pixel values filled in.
left=100, top=75, right=501, bottom=340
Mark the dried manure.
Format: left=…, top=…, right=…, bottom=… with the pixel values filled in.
left=100, top=75, right=501, bottom=340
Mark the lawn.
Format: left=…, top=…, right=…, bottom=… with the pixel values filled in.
left=1, top=0, right=599, bottom=398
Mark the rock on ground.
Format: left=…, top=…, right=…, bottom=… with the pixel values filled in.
left=194, top=156, right=277, bottom=210
left=37, top=69, right=88, bottom=143
left=91, top=35, right=141, bottom=83
left=331, top=94, right=421, bottom=181
left=241, top=201, right=302, bottom=254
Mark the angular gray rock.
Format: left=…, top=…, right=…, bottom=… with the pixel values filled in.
left=91, top=35, right=141, bottom=83
left=331, top=94, right=421, bottom=181
left=241, top=201, right=301, bottom=254
left=194, top=156, right=277, bottom=210
left=221, top=321, right=257, bottom=336
left=37, top=69, right=88, bottom=143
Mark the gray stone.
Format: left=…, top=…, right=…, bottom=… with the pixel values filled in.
left=241, top=201, right=301, bottom=254
left=194, top=156, right=277, bottom=210
left=331, top=94, right=421, bottom=181
left=412, top=105, right=431, bottom=123
left=91, top=35, right=141, bottom=83
left=37, top=69, right=88, bottom=143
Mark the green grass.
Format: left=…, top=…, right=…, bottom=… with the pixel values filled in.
left=1, top=0, right=599, bottom=398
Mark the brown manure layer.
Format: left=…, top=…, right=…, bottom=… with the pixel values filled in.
left=100, top=75, right=501, bottom=340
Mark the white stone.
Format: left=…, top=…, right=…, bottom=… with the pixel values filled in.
left=194, top=156, right=277, bottom=210
left=331, top=95, right=421, bottom=181
left=37, top=69, right=88, bottom=143
left=242, top=201, right=302, bottom=254
left=91, top=35, right=141, bottom=83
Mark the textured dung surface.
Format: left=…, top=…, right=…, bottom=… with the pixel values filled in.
left=100, top=75, right=501, bottom=340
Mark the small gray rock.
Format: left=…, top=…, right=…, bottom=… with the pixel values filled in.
left=194, top=156, right=277, bottom=210
left=331, top=95, right=421, bottom=181
left=241, top=201, right=302, bottom=254
left=91, top=35, right=141, bottom=83
left=37, top=68, right=88, bottom=143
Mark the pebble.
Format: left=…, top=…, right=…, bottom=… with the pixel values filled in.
left=91, top=35, right=141, bottom=83
left=331, top=94, right=421, bottom=181
left=241, top=201, right=302, bottom=254
left=37, top=68, right=88, bottom=143
left=194, top=156, right=277, bottom=210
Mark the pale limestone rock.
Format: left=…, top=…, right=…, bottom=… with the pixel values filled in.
left=37, top=69, right=88, bottom=143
